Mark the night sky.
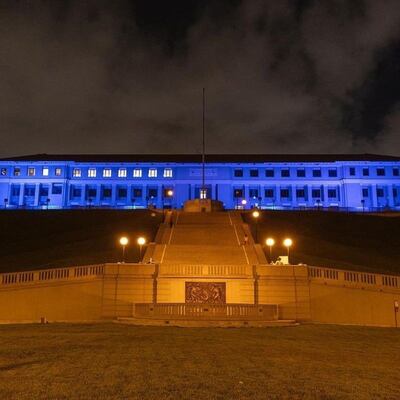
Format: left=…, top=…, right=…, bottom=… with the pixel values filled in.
left=1, top=0, right=400, bottom=157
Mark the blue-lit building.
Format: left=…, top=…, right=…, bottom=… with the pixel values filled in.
left=0, top=154, right=399, bottom=211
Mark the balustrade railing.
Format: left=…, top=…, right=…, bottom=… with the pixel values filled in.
left=134, top=303, right=279, bottom=320
left=159, top=264, right=250, bottom=276
left=308, top=266, right=399, bottom=290
left=0, top=264, right=105, bottom=287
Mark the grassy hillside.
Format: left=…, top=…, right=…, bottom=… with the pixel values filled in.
left=0, top=210, right=163, bottom=273
left=0, top=323, right=399, bottom=400
left=244, top=210, right=400, bottom=274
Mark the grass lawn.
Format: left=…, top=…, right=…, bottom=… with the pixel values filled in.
left=0, top=323, right=399, bottom=400
left=244, top=211, right=400, bottom=274
left=0, top=210, right=163, bottom=273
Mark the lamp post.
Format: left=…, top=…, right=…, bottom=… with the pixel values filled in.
left=119, top=236, right=129, bottom=263
left=283, top=238, right=293, bottom=264
left=266, top=238, right=275, bottom=262
left=137, top=237, right=146, bottom=261
left=241, top=199, right=247, bottom=210
left=252, top=210, right=260, bottom=242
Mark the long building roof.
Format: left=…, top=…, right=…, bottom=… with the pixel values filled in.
left=1, top=153, right=399, bottom=163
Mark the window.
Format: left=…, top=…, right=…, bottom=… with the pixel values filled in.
left=328, top=169, right=337, bottom=177
left=102, top=187, right=112, bottom=198
left=393, top=168, right=399, bottom=177
left=42, top=167, right=49, bottom=176
left=28, top=167, right=35, bottom=176
left=14, top=167, right=21, bottom=176
left=250, top=169, right=259, bottom=177
left=118, top=187, right=127, bottom=198
left=297, top=169, right=305, bottom=177
left=234, top=189, right=243, bottom=198
left=52, top=184, right=63, bottom=195
left=148, top=168, right=157, bottom=178
left=39, top=186, right=49, bottom=196
left=103, top=168, right=112, bottom=178
left=281, top=169, right=290, bottom=178
left=133, top=168, right=142, bottom=178
left=376, top=188, right=384, bottom=197
left=393, top=188, right=398, bottom=198
left=328, top=189, right=336, bottom=198
left=296, top=189, right=305, bottom=198
left=362, top=168, right=369, bottom=177
left=132, top=188, right=142, bottom=198
left=377, top=168, right=385, bottom=176
left=148, top=188, right=158, bottom=198
left=73, top=168, right=81, bottom=177
left=163, top=168, right=173, bottom=178
left=280, top=189, right=289, bottom=198
left=265, top=169, right=274, bottom=177
left=11, top=185, right=20, bottom=196
left=234, top=169, right=243, bottom=177
left=0, top=168, right=6, bottom=176
left=362, top=188, right=369, bottom=197
left=71, top=187, right=82, bottom=198
left=265, top=189, right=274, bottom=198
left=312, top=169, right=321, bottom=178
left=88, top=168, right=96, bottom=178
left=87, top=188, right=97, bottom=199
left=349, top=167, right=355, bottom=176
left=118, top=168, right=127, bottom=178
left=249, top=189, right=258, bottom=198
left=24, top=185, right=35, bottom=196
left=312, top=189, right=321, bottom=198
left=55, top=168, right=62, bottom=176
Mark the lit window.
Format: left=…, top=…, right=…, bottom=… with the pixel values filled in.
left=148, top=168, right=157, bottom=178
left=28, top=167, right=35, bottom=176
left=73, top=168, right=81, bottom=177
left=163, top=168, right=173, bottom=178
left=1, top=168, right=7, bottom=176
left=88, top=168, right=97, bottom=178
left=118, top=168, right=127, bottom=178
left=103, top=168, right=112, bottom=178
left=14, top=167, right=21, bottom=176
left=42, top=167, right=49, bottom=176
left=55, top=168, right=62, bottom=176
left=200, top=189, right=207, bottom=199
left=133, top=168, right=142, bottom=178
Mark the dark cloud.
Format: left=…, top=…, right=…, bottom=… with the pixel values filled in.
left=0, top=0, right=399, bottom=157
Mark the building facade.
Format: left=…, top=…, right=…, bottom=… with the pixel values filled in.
left=0, top=154, right=399, bottom=211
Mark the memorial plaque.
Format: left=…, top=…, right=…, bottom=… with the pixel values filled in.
left=185, top=282, right=226, bottom=304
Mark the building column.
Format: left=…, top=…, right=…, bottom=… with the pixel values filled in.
left=34, top=183, right=40, bottom=207
left=19, top=183, right=24, bottom=206
left=111, top=184, right=117, bottom=207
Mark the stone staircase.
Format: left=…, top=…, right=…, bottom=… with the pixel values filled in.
left=143, top=210, right=266, bottom=265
